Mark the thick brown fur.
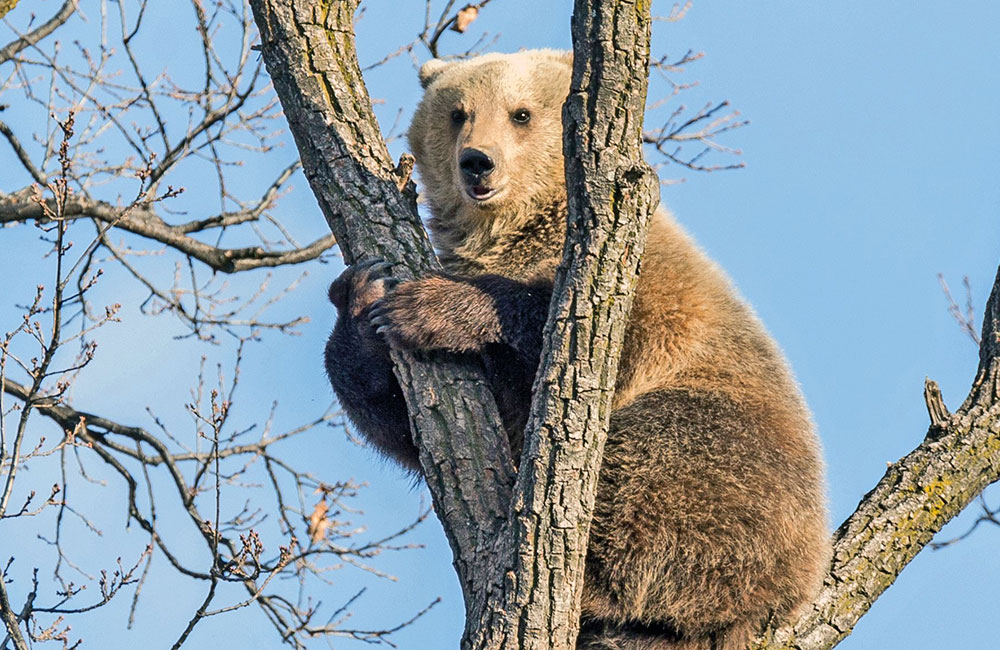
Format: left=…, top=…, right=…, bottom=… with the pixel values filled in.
left=324, top=51, right=829, bottom=649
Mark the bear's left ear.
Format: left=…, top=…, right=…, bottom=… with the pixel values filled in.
left=418, top=59, right=453, bottom=89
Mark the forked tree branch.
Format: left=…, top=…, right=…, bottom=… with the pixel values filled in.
left=249, top=1, right=1000, bottom=649
left=250, top=0, right=657, bottom=647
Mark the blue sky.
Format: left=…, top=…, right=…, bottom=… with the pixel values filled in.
left=2, top=1, right=998, bottom=649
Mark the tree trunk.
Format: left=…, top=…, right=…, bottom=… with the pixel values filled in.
left=462, top=1, right=659, bottom=647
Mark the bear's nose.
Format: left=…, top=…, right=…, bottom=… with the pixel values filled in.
left=458, top=149, right=495, bottom=181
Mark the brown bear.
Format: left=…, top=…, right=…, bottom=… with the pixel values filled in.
left=325, top=50, right=829, bottom=650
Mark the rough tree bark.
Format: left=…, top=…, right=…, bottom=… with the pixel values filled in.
left=250, top=0, right=516, bottom=603
left=471, top=2, right=659, bottom=647
left=249, top=1, right=1000, bottom=649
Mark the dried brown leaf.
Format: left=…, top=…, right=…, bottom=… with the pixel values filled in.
left=307, top=499, right=331, bottom=543
left=451, top=5, right=479, bottom=33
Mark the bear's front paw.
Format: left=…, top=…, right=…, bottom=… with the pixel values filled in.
left=368, top=276, right=500, bottom=353
left=328, top=258, right=401, bottom=318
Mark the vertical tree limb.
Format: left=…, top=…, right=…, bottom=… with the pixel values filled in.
left=0, top=575, right=29, bottom=650
left=467, top=0, right=659, bottom=648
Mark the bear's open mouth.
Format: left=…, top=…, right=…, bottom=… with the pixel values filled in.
left=466, top=184, right=498, bottom=201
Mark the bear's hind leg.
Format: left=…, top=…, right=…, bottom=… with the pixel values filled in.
left=583, top=388, right=825, bottom=649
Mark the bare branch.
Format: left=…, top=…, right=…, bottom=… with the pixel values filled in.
left=0, top=0, right=76, bottom=65
left=939, top=274, right=982, bottom=346
left=643, top=100, right=748, bottom=174
left=0, top=95, right=423, bottom=647
left=0, top=195, right=336, bottom=273
left=0, top=118, right=46, bottom=184
left=0, top=570, right=29, bottom=650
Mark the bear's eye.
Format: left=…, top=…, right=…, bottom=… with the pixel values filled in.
left=450, top=109, right=467, bottom=125
left=511, top=109, right=531, bottom=124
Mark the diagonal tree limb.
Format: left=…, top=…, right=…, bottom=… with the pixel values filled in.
left=0, top=120, right=46, bottom=185
left=0, top=195, right=336, bottom=273
left=753, top=264, right=1000, bottom=650
left=249, top=0, right=515, bottom=602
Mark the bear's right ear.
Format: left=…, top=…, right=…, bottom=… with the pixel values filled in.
left=418, top=59, right=453, bottom=89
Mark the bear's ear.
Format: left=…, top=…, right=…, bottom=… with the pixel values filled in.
left=418, top=59, right=454, bottom=89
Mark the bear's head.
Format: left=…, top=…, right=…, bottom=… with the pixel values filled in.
left=408, top=50, right=572, bottom=233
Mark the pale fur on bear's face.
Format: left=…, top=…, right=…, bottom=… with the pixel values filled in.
left=407, top=50, right=573, bottom=228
